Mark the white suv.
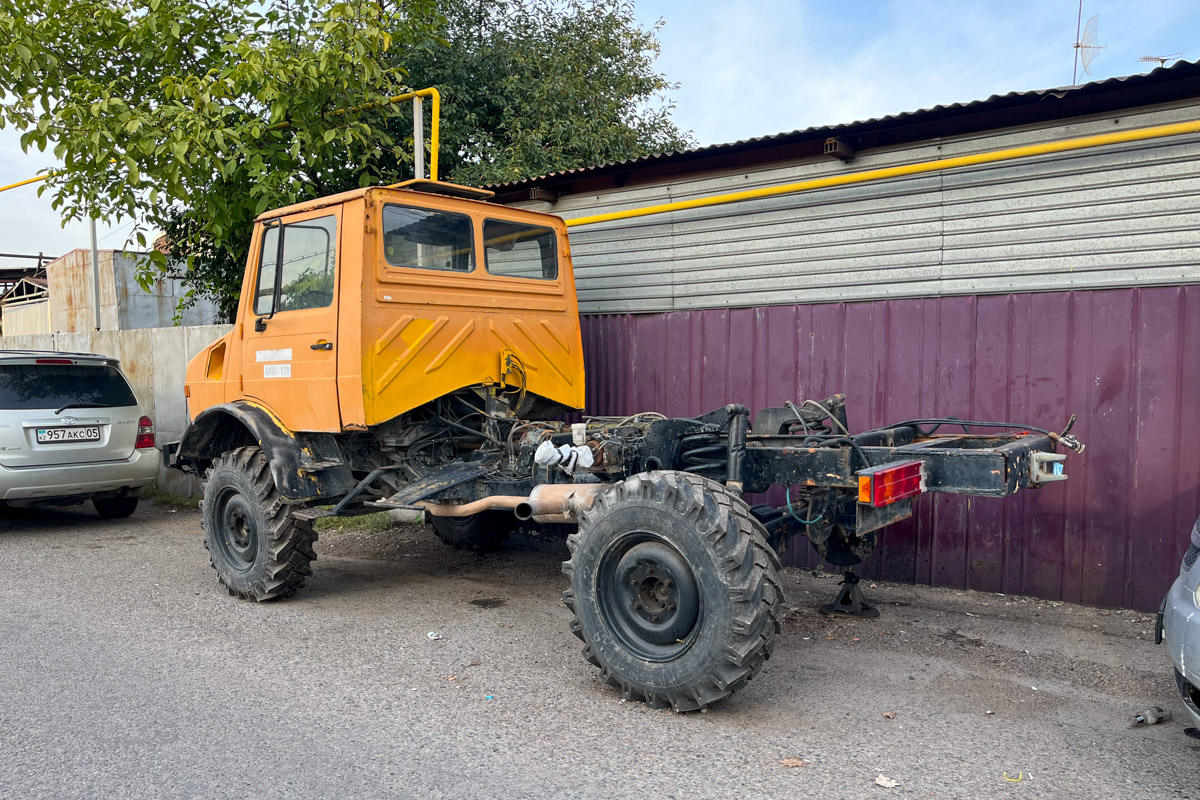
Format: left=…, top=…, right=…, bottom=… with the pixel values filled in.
left=0, top=351, right=159, bottom=518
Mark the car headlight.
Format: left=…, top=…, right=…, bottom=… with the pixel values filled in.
left=1195, top=584, right=1200, bottom=608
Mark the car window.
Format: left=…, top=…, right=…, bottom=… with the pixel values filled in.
left=383, top=205, right=474, bottom=272
left=483, top=220, right=558, bottom=280
left=254, top=215, right=337, bottom=316
left=0, top=364, right=137, bottom=410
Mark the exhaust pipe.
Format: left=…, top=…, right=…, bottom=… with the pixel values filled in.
left=419, top=483, right=608, bottom=524
left=418, top=496, right=526, bottom=518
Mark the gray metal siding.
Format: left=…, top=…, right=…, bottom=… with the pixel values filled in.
left=517, top=102, right=1200, bottom=314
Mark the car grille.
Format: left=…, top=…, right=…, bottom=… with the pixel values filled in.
left=1185, top=544, right=1200, bottom=571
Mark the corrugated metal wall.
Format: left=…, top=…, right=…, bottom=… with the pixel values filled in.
left=580, top=286, right=1200, bottom=612
left=509, top=100, right=1200, bottom=610
left=517, top=102, right=1200, bottom=314
left=0, top=300, right=50, bottom=336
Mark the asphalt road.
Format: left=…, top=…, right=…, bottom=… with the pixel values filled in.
left=0, top=502, right=1195, bottom=799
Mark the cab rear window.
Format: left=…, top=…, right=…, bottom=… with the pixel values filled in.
left=0, top=364, right=137, bottom=410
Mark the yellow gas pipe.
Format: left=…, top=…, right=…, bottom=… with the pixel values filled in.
left=0, top=173, right=49, bottom=194
left=563, top=118, right=1200, bottom=228
left=4, top=111, right=1198, bottom=222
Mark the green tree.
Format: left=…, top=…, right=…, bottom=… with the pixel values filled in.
left=0, top=0, right=688, bottom=318
left=0, top=0, right=435, bottom=319
left=395, top=0, right=693, bottom=187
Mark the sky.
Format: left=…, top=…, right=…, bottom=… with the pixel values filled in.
left=1, top=0, right=1197, bottom=262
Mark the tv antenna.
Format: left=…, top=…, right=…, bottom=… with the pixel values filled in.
left=1139, top=53, right=1182, bottom=69
left=1072, top=3, right=1105, bottom=85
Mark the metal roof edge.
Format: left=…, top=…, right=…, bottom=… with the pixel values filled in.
left=487, top=60, right=1200, bottom=199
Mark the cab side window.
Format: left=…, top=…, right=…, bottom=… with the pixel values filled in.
left=254, top=215, right=337, bottom=316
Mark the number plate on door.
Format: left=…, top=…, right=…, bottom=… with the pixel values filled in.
left=36, top=426, right=101, bottom=443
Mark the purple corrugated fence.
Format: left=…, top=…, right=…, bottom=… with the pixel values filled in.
left=580, top=286, right=1200, bottom=611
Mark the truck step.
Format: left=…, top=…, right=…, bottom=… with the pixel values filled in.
left=291, top=505, right=387, bottom=521
left=291, top=507, right=336, bottom=521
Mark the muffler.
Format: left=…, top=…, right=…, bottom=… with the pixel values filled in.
left=514, top=483, right=607, bottom=523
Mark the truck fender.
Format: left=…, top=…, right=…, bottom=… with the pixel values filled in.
left=174, top=401, right=356, bottom=503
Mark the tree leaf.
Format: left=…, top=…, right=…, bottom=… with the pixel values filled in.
left=0, top=0, right=685, bottom=319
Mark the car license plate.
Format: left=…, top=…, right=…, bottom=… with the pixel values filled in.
left=35, top=426, right=101, bottom=444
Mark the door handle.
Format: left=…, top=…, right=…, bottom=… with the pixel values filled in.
left=311, top=341, right=333, bottom=351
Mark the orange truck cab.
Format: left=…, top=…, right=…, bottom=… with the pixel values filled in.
left=186, top=180, right=585, bottom=437
left=172, top=180, right=586, bottom=505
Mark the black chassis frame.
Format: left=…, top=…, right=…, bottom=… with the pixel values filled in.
left=369, top=397, right=1065, bottom=559
left=168, top=394, right=1068, bottom=561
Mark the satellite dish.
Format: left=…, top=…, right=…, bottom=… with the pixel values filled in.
left=1139, top=53, right=1182, bottom=69
left=1072, top=6, right=1106, bottom=85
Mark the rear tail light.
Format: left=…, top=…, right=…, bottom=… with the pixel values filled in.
left=135, top=416, right=156, bottom=449
left=857, top=460, right=926, bottom=507
left=35, top=358, right=73, bottom=364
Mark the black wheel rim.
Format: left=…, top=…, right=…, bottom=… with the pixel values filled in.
left=596, top=532, right=701, bottom=662
left=214, top=488, right=259, bottom=572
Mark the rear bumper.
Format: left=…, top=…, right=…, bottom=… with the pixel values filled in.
left=1162, top=574, right=1200, bottom=728
left=0, top=448, right=159, bottom=501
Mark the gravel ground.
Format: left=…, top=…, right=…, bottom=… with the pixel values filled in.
left=0, top=502, right=1196, bottom=800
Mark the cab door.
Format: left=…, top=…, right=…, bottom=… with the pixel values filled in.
left=241, top=207, right=341, bottom=432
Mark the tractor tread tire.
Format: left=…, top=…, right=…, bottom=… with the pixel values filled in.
left=562, top=470, right=782, bottom=712
left=430, top=511, right=511, bottom=552
left=201, top=445, right=317, bottom=602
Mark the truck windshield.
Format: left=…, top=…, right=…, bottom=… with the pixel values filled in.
left=483, top=220, right=558, bottom=281
left=0, top=364, right=137, bottom=410
left=383, top=205, right=474, bottom=272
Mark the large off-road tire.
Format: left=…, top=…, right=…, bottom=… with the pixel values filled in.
left=430, top=511, right=512, bottom=551
left=201, top=446, right=317, bottom=601
left=562, top=471, right=782, bottom=712
left=93, top=496, right=138, bottom=519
